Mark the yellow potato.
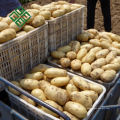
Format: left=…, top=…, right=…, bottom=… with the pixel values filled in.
left=39, top=80, right=50, bottom=91
left=89, top=39, right=101, bottom=47
left=60, top=58, right=71, bottom=68
left=32, top=15, right=45, bottom=27
left=109, top=47, right=120, bottom=56
left=102, top=63, right=120, bottom=71
left=23, top=25, right=35, bottom=32
left=20, top=79, right=39, bottom=90
left=52, top=9, right=65, bottom=18
left=20, top=94, right=36, bottom=106
left=31, top=64, right=49, bottom=73
left=81, top=63, right=91, bottom=76
left=41, top=100, right=63, bottom=117
left=26, top=12, right=35, bottom=24
left=81, top=44, right=93, bottom=51
left=31, top=88, right=46, bottom=101
left=0, top=22, right=9, bottom=31
left=106, top=51, right=117, bottom=63
left=100, top=38, right=112, bottom=44
left=51, top=51, right=65, bottom=59
left=86, top=29, right=98, bottom=36
left=60, top=111, right=79, bottom=120
left=89, top=47, right=102, bottom=53
left=72, top=76, right=90, bottom=90
left=66, top=83, right=79, bottom=96
left=25, top=72, right=43, bottom=80
left=69, top=41, right=80, bottom=53
left=71, top=59, right=81, bottom=71
left=89, top=83, right=103, bottom=94
left=70, top=91, right=93, bottom=109
left=61, top=4, right=71, bottom=13
left=31, top=4, right=41, bottom=10
left=108, top=33, right=120, bottom=42
left=64, top=101, right=87, bottom=119
left=90, top=68, right=104, bottom=80
left=100, top=70, right=116, bottom=82
left=10, top=22, right=21, bottom=32
left=66, top=51, right=77, bottom=60
left=1, top=17, right=12, bottom=24
left=57, top=45, right=71, bottom=53
left=44, top=85, right=69, bottom=105
left=80, top=90, right=98, bottom=102
left=44, top=68, right=67, bottom=78
left=111, top=56, right=120, bottom=64
left=96, top=49, right=109, bottom=59
left=0, top=28, right=16, bottom=43
left=26, top=9, right=39, bottom=16
left=100, top=41, right=111, bottom=49
left=16, top=31, right=27, bottom=37
left=77, top=32, right=89, bottom=42
left=0, top=17, right=2, bottom=21
left=91, top=58, right=106, bottom=69
left=112, top=42, right=120, bottom=49
left=39, top=11, right=51, bottom=20
left=77, top=48, right=87, bottom=60
left=8, top=81, right=21, bottom=96
left=51, top=76, right=70, bottom=87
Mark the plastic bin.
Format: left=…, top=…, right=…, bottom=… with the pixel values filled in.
left=0, top=23, right=48, bottom=92
left=0, top=101, right=27, bottom=120
left=48, top=6, right=85, bottom=52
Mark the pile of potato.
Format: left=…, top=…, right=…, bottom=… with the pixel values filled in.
left=0, top=1, right=82, bottom=44
left=51, top=29, right=120, bottom=83
left=8, top=64, right=103, bottom=119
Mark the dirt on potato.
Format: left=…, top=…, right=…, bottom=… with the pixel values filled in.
left=23, top=0, right=120, bottom=35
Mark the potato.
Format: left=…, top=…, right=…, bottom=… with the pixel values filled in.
left=0, top=22, right=9, bottom=31
left=39, top=80, right=50, bottom=90
left=20, top=79, right=39, bottom=90
left=64, top=101, right=87, bottom=119
left=91, top=58, right=106, bottom=69
left=31, top=4, right=41, bottom=10
left=31, top=88, right=46, bottom=101
left=26, top=9, right=39, bottom=16
left=89, top=47, right=102, bottom=53
left=71, top=59, right=81, bottom=71
left=108, top=33, right=120, bottom=42
left=31, top=64, right=49, bottom=73
left=111, top=56, right=120, bottom=64
left=89, top=83, right=103, bottom=94
left=100, top=70, right=116, bottom=82
left=26, top=12, right=35, bottom=24
left=16, top=31, right=27, bottom=37
left=71, top=4, right=82, bottom=10
left=39, top=11, right=51, bottom=20
left=99, top=32, right=112, bottom=42
left=100, top=38, right=112, bottom=44
left=0, top=28, right=16, bottom=43
left=44, top=68, right=67, bottom=78
left=20, top=94, right=36, bottom=106
left=77, top=32, right=89, bottom=42
left=81, top=44, right=93, bottom=51
left=57, top=45, right=71, bottom=53
left=69, top=41, right=80, bottom=53
left=100, top=41, right=111, bottom=49
left=23, top=25, right=35, bottom=32
left=90, top=68, right=104, bottom=80
left=86, top=29, right=98, bottom=36
left=77, top=48, right=87, bottom=60
left=44, top=85, right=69, bottom=105
left=112, top=42, right=120, bottom=49
left=80, top=90, right=98, bottom=102
left=102, top=63, right=120, bottom=71
left=109, top=47, right=120, bottom=56
left=51, top=76, right=70, bottom=87
left=43, top=75, right=51, bottom=82
left=82, top=52, right=95, bottom=63
left=70, top=91, right=93, bottom=109
left=106, top=51, right=117, bottom=63
left=8, top=81, right=21, bottom=96
left=66, top=83, right=79, bottom=96
left=32, top=15, right=45, bottom=27
left=61, top=4, right=71, bottom=13
left=72, top=76, right=90, bottom=90
left=25, top=72, right=43, bottom=80
left=89, top=39, right=101, bottom=47
left=66, top=51, right=76, bottom=60
left=0, top=17, right=2, bottom=21
left=1, top=17, right=12, bottom=24
left=60, top=58, right=70, bottom=68
left=60, top=111, right=79, bottom=120
left=96, top=49, right=109, bottom=59
left=51, top=51, right=65, bottom=59
left=52, top=59, right=60, bottom=65
left=81, top=63, right=91, bottom=76
left=10, top=22, right=21, bottom=32
left=41, top=100, right=63, bottom=117
left=52, top=9, right=65, bottom=18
